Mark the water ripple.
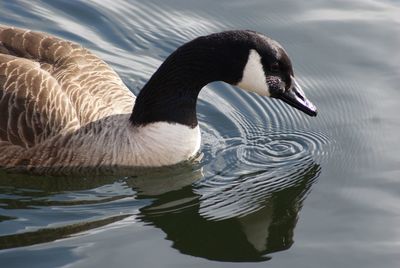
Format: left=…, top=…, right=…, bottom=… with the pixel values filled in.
left=197, top=114, right=330, bottom=220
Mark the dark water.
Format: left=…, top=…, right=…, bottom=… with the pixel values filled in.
left=0, top=0, right=399, bottom=267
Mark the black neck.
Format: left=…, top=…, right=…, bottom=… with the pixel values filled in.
left=130, top=33, right=250, bottom=127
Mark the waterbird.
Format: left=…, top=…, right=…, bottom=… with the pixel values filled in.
left=0, top=26, right=317, bottom=174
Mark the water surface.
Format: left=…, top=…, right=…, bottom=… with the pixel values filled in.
left=0, top=0, right=399, bottom=267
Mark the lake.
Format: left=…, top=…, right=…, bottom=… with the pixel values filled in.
left=0, top=0, right=399, bottom=267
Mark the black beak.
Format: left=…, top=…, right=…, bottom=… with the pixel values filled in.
left=276, top=76, right=317, bottom=117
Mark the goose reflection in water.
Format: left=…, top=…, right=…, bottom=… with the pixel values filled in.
left=131, top=162, right=320, bottom=262
left=0, top=161, right=319, bottom=262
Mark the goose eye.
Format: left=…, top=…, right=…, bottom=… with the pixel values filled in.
left=270, top=62, right=279, bottom=73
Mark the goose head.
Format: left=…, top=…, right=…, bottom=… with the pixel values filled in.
left=232, top=31, right=317, bottom=116
left=131, top=30, right=317, bottom=128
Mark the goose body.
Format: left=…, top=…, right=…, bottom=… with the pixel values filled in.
left=0, top=26, right=316, bottom=174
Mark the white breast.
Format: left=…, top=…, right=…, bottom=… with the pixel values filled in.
left=125, top=122, right=201, bottom=167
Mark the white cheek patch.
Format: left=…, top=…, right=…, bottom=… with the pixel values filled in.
left=236, top=49, right=270, bottom=96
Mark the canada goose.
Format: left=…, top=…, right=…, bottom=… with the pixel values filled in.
left=0, top=26, right=317, bottom=174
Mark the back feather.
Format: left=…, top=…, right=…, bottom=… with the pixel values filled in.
left=0, top=25, right=135, bottom=148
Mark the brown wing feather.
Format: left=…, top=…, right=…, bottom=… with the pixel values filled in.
left=0, top=25, right=135, bottom=148
left=0, top=54, right=80, bottom=147
left=0, top=25, right=135, bottom=125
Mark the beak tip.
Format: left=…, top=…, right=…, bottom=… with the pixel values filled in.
left=304, top=107, right=317, bottom=117
left=308, top=107, right=318, bottom=117
left=311, top=110, right=318, bottom=117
